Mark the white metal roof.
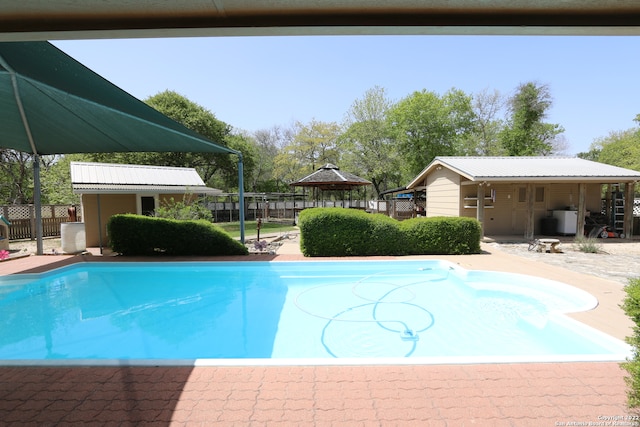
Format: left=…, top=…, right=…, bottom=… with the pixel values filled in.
left=70, top=162, right=221, bottom=194
left=407, top=156, right=640, bottom=188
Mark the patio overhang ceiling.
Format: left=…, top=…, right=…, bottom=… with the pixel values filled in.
left=1, top=0, right=639, bottom=41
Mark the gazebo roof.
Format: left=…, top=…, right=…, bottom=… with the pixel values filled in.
left=290, top=163, right=371, bottom=191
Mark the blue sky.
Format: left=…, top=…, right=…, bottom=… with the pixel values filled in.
left=54, top=36, right=639, bottom=155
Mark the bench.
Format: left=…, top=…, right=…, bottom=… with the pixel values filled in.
left=534, top=238, right=561, bottom=253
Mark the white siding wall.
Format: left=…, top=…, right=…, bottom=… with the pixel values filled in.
left=425, top=168, right=460, bottom=217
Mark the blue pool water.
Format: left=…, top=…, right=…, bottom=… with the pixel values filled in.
left=0, top=260, right=631, bottom=364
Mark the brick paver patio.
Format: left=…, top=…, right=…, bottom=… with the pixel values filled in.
left=0, top=362, right=630, bottom=426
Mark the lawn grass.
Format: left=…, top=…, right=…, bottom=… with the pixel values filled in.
left=216, top=220, right=297, bottom=239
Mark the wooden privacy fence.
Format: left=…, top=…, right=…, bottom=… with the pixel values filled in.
left=0, top=205, right=81, bottom=241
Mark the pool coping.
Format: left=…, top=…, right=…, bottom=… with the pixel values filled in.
left=0, top=247, right=633, bottom=367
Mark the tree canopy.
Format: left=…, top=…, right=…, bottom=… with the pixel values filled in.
left=340, top=86, right=402, bottom=197
left=499, top=82, right=564, bottom=156
left=4, top=83, right=637, bottom=207
left=579, top=116, right=640, bottom=172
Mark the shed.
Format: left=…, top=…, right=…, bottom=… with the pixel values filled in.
left=71, top=162, right=222, bottom=247
left=406, top=156, right=640, bottom=239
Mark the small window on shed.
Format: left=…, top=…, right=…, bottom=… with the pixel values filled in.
left=535, top=187, right=545, bottom=203
left=518, top=187, right=526, bottom=202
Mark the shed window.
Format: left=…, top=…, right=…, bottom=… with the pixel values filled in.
left=535, top=187, right=545, bottom=203
left=518, top=187, right=526, bottom=202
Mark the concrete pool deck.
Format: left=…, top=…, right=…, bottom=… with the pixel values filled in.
left=0, top=238, right=637, bottom=424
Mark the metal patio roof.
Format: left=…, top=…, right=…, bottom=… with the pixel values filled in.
left=407, top=156, right=640, bottom=188
left=70, top=161, right=222, bottom=195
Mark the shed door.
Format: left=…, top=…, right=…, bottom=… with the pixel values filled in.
left=513, top=186, right=547, bottom=234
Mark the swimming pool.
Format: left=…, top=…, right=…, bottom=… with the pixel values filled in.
left=0, top=260, right=631, bottom=365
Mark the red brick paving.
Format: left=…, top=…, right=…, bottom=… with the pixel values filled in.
left=0, top=362, right=632, bottom=425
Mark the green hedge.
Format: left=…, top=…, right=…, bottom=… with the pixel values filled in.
left=107, top=214, right=248, bottom=256
left=298, top=208, right=481, bottom=257
left=400, top=216, right=481, bottom=255
left=621, top=277, right=640, bottom=408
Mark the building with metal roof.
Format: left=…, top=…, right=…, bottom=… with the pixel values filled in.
left=407, top=156, right=640, bottom=239
left=71, top=162, right=222, bottom=194
left=70, top=162, right=222, bottom=248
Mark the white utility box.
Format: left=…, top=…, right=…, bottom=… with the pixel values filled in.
left=552, top=210, right=578, bottom=235
left=61, top=222, right=86, bottom=254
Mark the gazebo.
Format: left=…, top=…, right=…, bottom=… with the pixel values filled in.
left=290, top=163, right=371, bottom=204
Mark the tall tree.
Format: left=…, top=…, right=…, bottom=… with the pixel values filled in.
left=387, top=88, right=475, bottom=177
left=250, top=126, right=288, bottom=192
left=214, top=133, right=257, bottom=191
left=499, top=82, right=564, bottom=156
left=0, top=149, right=35, bottom=204
left=39, top=154, right=87, bottom=205
left=341, top=86, right=401, bottom=197
left=274, top=119, right=342, bottom=183
left=578, top=115, right=640, bottom=173
left=86, top=90, right=249, bottom=192
left=0, top=151, right=63, bottom=205
left=464, top=88, right=505, bottom=155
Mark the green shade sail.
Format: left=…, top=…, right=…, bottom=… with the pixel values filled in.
left=0, top=41, right=237, bottom=155
left=0, top=41, right=245, bottom=253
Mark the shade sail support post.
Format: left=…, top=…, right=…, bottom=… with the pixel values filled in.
left=33, top=155, right=44, bottom=255
left=237, top=152, right=245, bottom=244
left=2, top=53, right=45, bottom=254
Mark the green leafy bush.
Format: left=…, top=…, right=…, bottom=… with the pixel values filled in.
left=154, top=196, right=213, bottom=221
left=298, top=208, right=480, bottom=256
left=400, top=216, right=482, bottom=255
left=107, top=214, right=248, bottom=256
left=621, top=277, right=640, bottom=408
left=298, top=208, right=404, bottom=256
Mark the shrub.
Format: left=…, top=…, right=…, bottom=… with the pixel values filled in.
left=400, top=216, right=481, bottom=255
left=298, top=208, right=404, bottom=256
left=155, top=196, right=213, bottom=221
left=621, top=277, right=640, bottom=408
left=573, top=236, right=602, bottom=254
left=107, top=214, right=248, bottom=256
left=298, top=208, right=481, bottom=256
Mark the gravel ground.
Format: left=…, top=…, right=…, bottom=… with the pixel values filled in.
left=6, top=238, right=63, bottom=255
left=485, top=239, right=640, bottom=286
